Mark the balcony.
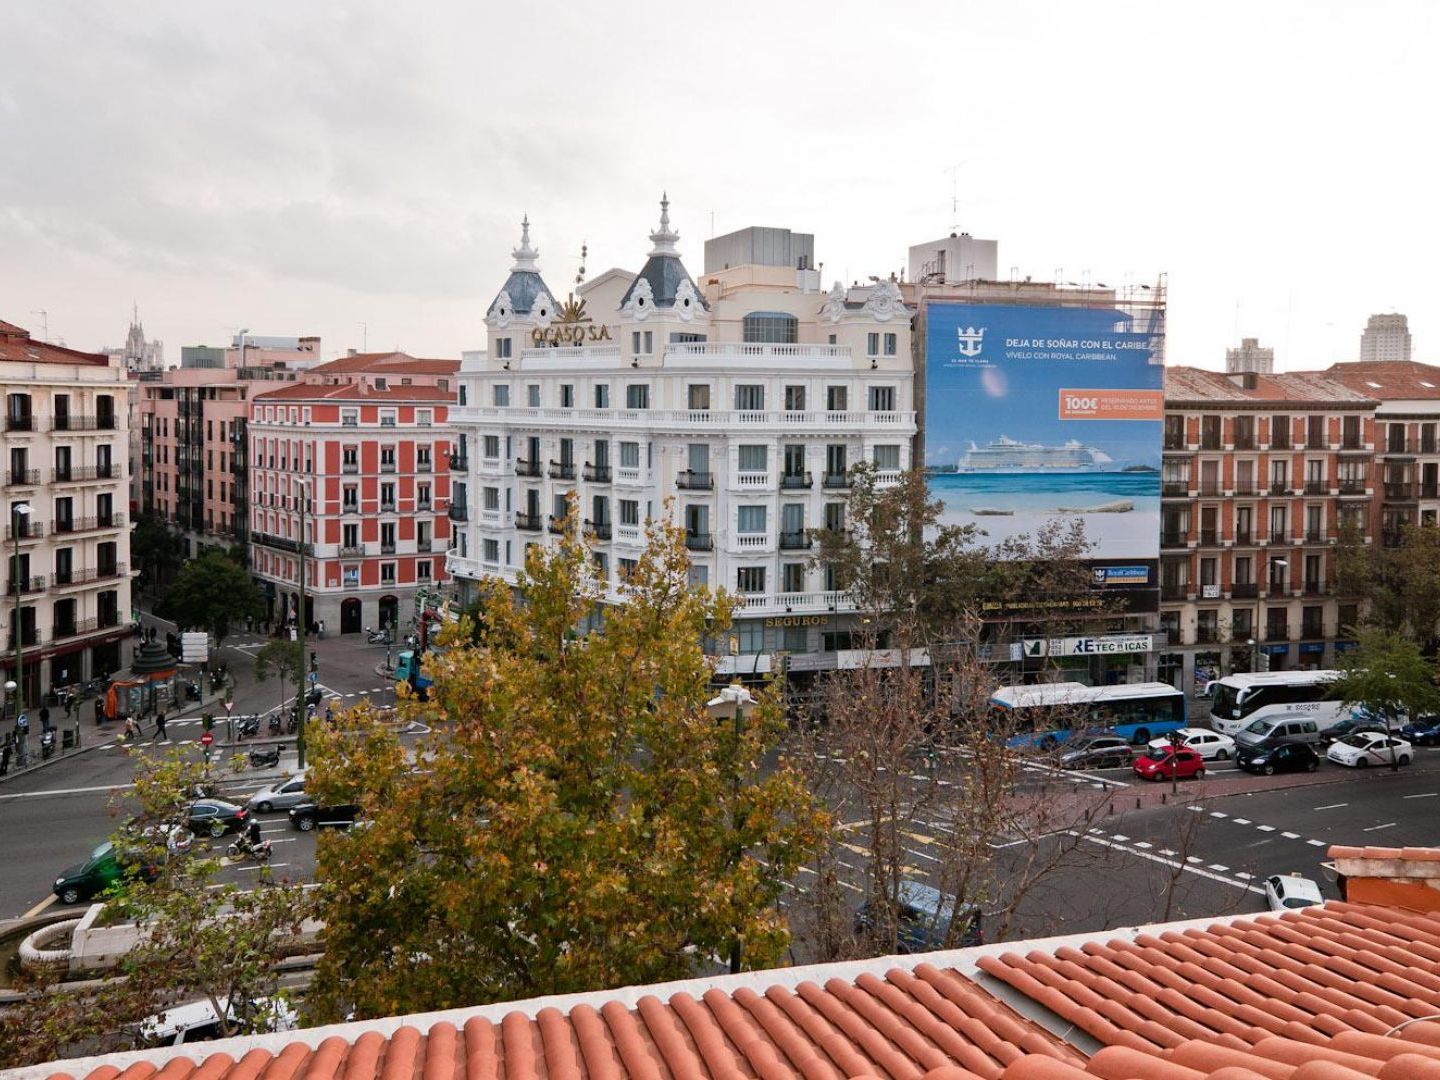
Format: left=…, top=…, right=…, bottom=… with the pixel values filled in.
left=252, top=532, right=313, bottom=556
left=7, top=576, right=46, bottom=595
left=1195, top=627, right=1220, bottom=645
left=342, top=461, right=359, bottom=474
left=379, top=461, right=397, bottom=474
left=1160, top=582, right=1188, bottom=601
left=1382, top=529, right=1404, bottom=548
left=1424, top=484, right=1440, bottom=500
left=1160, top=531, right=1189, bottom=548
left=1270, top=435, right=1292, bottom=450
left=549, top=461, right=576, bottom=481
left=548, top=514, right=569, bottom=535
left=1264, top=626, right=1292, bottom=642
left=1383, top=440, right=1418, bottom=456
left=52, top=514, right=127, bottom=536
left=1304, top=530, right=1326, bottom=544
left=5, top=415, right=33, bottom=432
left=338, top=544, right=366, bottom=558
left=781, top=472, right=814, bottom=490
left=513, top=511, right=542, bottom=531
left=51, top=415, right=100, bottom=432
left=676, top=470, right=714, bottom=491
left=4, top=522, right=42, bottom=542
left=342, top=502, right=360, bottom=516
left=1300, top=624, right=1325, bottom=641
left=1163, top=434, right=1188, bottom=451
left=1231, top=582, right=1259, bottom=599
left=1306, top=437, right=1328, bottom=451
left=380, top=500, right=397, bottom=513
left=1233, top=435, right=1256, bottom=450
left=52, top=617, right=99, bottom=641
left=7, top=628, right=39, bottom=649
left=1161, top=482, right=1190, bottom=498
left=516, top=458, right=542, bottom=478
left=417, top=499, right=432, bottom=511
left=380, top=542, right=397, bottom=555
left=584, top=520, right=612, bottom=541
left=822, top=472, right=853, bottom=490
left=449, top=454, right=469, bottom=471
left=1338, top=481, right=1368, bottom=496
left=684, top=531, right=714, bottom=552
left=1303, top=581, right=1327, bottom=596
left=6, top=469, right=39, bottom=487
left=583, top=464, right=612, bottom=483
left=1200, top=434, right=1222, bottom=450
left=417, top=459, right=433, bottom=473
left=1340, top=438, right=1366, bottom=452
left=1384, top=482, right=1416, bottom=500
left=1199, top=529, right=1220, bottom=545
left=1232, top=481, right=1257, bottom=496
left=1195, top=481, right=1222, bottom=497
left=1268, top=483, right=1290, bottom=496
left=51, top=465, right=115, bottom=483
left=780, top=530, right=813, bottom=550
left=416, top=538, right=433, bottom=553
left=448, top=504, right=468, bottom=523
left=1302, top=481, right=1327, bottom=495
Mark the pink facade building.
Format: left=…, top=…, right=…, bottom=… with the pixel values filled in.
left=246, top=354, right=458, bottom=634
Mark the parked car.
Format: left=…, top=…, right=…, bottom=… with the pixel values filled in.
left=1146, top=727, right=1237, bottom=761
left=1132, top=747, right=1206, bottom=782
left=1264, top=873, right=1324, bottom=913
left=854, top=881, right=982, bottom=952
left=52, top=841, right=156, bottom=905
left=1058, top=734, right=1134, bottom=770
left=1235, top=715, right=1322, bottom=752
left=1318, top=716, right=1389, bottom=747
left=1327, top=732, right=1413, bottom=768
left=185, top=799, right=250, bottom=838
left=246, top=771, right=309, bottom=813
left=135, top=996, right=297, bottom=1047
left=1401, top=717, right=1440, bottom=747
left=288, top=801, right=363, bottom=832
left=1236, top=742, right=1321, bottom=776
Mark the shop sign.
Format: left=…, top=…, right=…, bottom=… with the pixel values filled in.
left=531, top=297, right=614, bottom=346
left=763, top=615, right=828, bottom=628
left=1023, top=634, right=1154, bottom=658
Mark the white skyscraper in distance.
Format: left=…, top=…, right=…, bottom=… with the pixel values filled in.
left=1360, top=313, right=1413, bottom=361
left=1225, top=337, right=1274, bottom=375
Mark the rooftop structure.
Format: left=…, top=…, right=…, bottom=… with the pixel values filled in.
left=1359, top=313, right=1413, bottom=362
left=1225, top=337, right=1274, bottom=375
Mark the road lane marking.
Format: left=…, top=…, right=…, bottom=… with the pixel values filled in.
left=1308, top=839, right=1326, bottom=846
left=1232, top=818, right=1252, bottom=825
left=1208, top=864, right=1229, bottom=872
left=23, top=895, right=57, bottom=917
left=1281, top=832, right=1301, bottom=839
left=0, top=783, right=132, bottom=800
left=1363, top=822, right=1397, bottom=832
left=1073, top=832, right=1265, bottom=895
left=1403, top=792, right=1439, bottom=799
left=1256, top=825, right=1276, bottom=832
left=1314, top=803, right=1348, bottom=810
left=1209, top=811, right=1228, bottom=818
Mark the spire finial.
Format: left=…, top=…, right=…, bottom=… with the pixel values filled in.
left=511, top=213, right=539, bottom=272
left=648, top=193, right=680, bottom=257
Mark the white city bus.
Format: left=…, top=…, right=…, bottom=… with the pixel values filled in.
left=993, top=681, right=1186, bottom=749
left=1208, top=670, right=1346, bottom=736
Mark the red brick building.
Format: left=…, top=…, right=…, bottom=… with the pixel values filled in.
left=247, top=354, right=458, bottom=635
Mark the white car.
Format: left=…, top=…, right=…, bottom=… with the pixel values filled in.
left=246, top=771, right=309, bottom=813
left=1264, top=873, right=1324, bottom=912
left=1326, top=732, right=1413, bottom=768
left=1147, top=727, right=1237, bottom=761
left=136, top=996, right=297, bottom=1046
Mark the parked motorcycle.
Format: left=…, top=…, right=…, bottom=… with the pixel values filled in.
left=365, top=626, right=389, bottom=645
left=286, top=709, right=299, bottom=735
left=236, top=714, right=261, bottom=739
left=268, top=710, right=282, bottom=736
left=248, top=745, right=282, bottom=769
left=226, top=835, right=272, bottom=863
left=185, top=680, right=201, bottom=702
left=40, top=729, right=55, bottom=760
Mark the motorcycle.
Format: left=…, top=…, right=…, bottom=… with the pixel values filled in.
left=268, top=710, right=282, bottom=736
left=226, top=835, right=272, bottom=863
left=286, top=710, right=299, bottom=735
left=236, top=714, right=261, bottom=739
left=365, top=627, right=389, bottom=645
left=40, top=730, right=55, bottom=760
left=185, top=680, right=201, bottom=702
left=248, top=745, right=282, bottom=769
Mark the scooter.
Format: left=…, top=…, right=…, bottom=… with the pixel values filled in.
left=268, top=710, right=282, bottom=736
left=365, top=627, right=389, bottom=645
left=236, top=714, right=261, bottom=739
left=185, top=680, right=201, bottom=702
left=248, top=744, right=281, bottom=769
left=40, top=729, right=55, bottom=760
left=226, top=835, right=272, bottom=863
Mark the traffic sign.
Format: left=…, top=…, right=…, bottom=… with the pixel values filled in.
left=223, top=700, right=235, bottom=714
left=200, top=731, right=214, bottom=747
left=308, top=672, right=319, bottom=684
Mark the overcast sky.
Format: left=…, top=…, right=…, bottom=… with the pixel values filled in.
left=2, top=1, right=1436, bottom=370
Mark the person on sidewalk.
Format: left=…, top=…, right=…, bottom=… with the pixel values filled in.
left=1, top=733, right=11, bottom=775
left=38, top=704, right=50, bottom=733
left=155, top=708, right=168, bottom=742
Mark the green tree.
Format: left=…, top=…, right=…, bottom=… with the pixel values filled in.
left=156, top=550, right=264, bottom=649
left=304, top=516, right=827, bottom=1022
left=254, top=638, right=304, bottom=716
left=131, top=513, right=184, bottom=597
left=1335, top=522, right=1440, bottom=650
left=1331, top=629, right=1440, bottom=771
left=0, top=748, right=308, bottom=1066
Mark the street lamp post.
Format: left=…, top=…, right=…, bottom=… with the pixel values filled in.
left=10, top=503, right=30, bottom=725
left=707, top=683, right=754, bottom=974
left=296, top=478, right=309, bottom=769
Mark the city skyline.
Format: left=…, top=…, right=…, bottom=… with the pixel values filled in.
left=1, top=1, right=1435, bottom=368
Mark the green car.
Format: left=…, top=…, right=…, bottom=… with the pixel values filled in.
left=52, top=841, right=154, bottom=905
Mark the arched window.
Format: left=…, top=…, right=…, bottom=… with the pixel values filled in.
left=742, top=312, right=798, bottom=344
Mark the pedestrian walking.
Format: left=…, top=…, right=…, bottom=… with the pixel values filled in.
left=155, top=708, right=168, bottom=742
left=95, top=698, right=104, bottom=725
left=1, top=733, right=11, bottom=775
left=38, top=704, right=50, bottom=733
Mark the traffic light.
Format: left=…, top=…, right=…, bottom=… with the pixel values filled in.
left=202, top=713, right=214, bottom=732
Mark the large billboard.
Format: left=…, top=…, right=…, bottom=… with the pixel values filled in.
left=924, top=302, right=1163, bottom=598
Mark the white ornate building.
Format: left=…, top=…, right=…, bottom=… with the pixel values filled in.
left=447, top=201, right=918, bottom=675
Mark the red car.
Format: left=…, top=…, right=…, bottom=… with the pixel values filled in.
left=1132, top=747, right=1206, bottom=782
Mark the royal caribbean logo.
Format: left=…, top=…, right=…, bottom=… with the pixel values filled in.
left=1093, top=565, right=1150, bottom=586
left=955, top=325, right=986, bottom=358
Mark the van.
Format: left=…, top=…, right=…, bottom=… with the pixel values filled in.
left=854, top=881, right=983, bottom=952
left=1234, top=713, right=1322, bottom=751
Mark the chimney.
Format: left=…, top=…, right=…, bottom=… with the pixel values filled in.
left=347, top=348, right=357, bottom=357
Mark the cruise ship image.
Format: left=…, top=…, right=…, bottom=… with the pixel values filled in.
left=956, top=435, right=1114, bottom=473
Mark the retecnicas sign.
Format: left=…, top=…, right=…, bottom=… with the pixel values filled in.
left=1024, top=634, right=1154, bottom=658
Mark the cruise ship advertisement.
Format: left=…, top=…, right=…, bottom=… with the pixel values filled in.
left=923, top=301, right=1163, bottom=597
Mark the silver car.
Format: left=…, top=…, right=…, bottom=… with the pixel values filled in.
left=246, top=771, right=309, bottom=813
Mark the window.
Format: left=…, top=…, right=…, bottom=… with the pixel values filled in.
left=496, top=338, right=512, bottom=360
left=417, top=560, right=432, bottom=582
left=873, top=445, right=900, bottom=470
left=736, top=567, right=766, bottom=594
left=735, top=384, right=765, bottom=411
left=527, top=384, right=541, bottom=407
left=493, top=384, right=510, bottom=407
left=374, top=378, right=389, bottom=391
left=644, top=330, right=653, bottom=354
left=826, top=385, right=848, bottom=411
left=380, top=446, right=396, bottom=470
left=380, top=562, right=397, bottom=585
left=738, top=445, right=768, bottom=472
left=619, top=499, right=639, bottom=525
left=687, top=564, right=709, bottom=588
left=867, top=332, right=880, bottom=356
left=625, top=384, right=650, bottom=409
left=688, top=384, right=711, bottom=411
left=824, top=502, right=846, bottom=532
left=560, top=385, right=574, bottom=408
left=418, top=482, right=431, bottom=508
left=619, top=441, right=640, bottom=468
left=736, top=622, right=765, bottom=653
left=884, top=332, right=897, bottom=356
left=631, top=331, right=655, bottom=355
left=483, top=487, right=500, bottom=510
left=595, top=384, right=610, bottom=408
left=784, top=385, right=806, bottom=411
left=483, top=435, right=500, bottom=459
left=781, top=626, right=808, bottom=652
left=416, top=408, right=432, bottom=426
left=737, top=506, right=767, bottom=533
left=782, top=563, right=805, bottom=593
left=618, top=557, right=639, bottom=580
left=868, top=386, right=896, bottom=412
left=379, top=409, right=397, bottom=427
left=742, top=312, right=798, bottom=344
left=343, top=484, right=358, bottom=511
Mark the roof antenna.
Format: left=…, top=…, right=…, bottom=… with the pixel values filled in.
left=575, top=242, right=588, bottom=289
